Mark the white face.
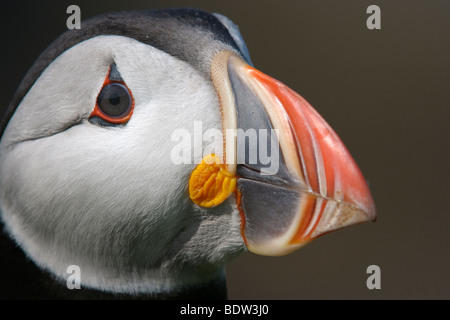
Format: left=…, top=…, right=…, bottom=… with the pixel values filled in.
left=0, top=36, right=244, bottom=294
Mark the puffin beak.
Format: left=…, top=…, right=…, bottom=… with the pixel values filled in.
left=211, top=51, right=376, bottom=256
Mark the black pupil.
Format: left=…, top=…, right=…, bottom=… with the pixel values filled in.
left=97, top=83, right=131, bottom=117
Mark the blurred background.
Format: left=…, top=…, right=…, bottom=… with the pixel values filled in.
left=1, top=0, right=448, bottom=299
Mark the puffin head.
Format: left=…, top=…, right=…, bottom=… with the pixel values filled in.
left=0, top=9, right=375, bottom=297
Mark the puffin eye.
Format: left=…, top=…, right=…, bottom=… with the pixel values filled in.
left=90, top=63, right=134, bottom=125
left=97, top=83, right=132, bottom=118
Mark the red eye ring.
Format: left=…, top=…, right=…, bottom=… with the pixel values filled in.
left=90, top=66, right=135, bottom=124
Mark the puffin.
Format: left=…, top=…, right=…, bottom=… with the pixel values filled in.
left=0, top=8, right=376, bottom=299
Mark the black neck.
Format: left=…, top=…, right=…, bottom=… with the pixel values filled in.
left=0, top=224, right=227, bottom=300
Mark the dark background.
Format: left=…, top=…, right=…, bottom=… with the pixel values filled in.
left=1, top=0, right=449, bottom=299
